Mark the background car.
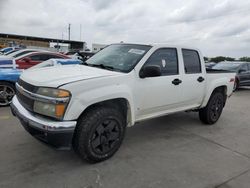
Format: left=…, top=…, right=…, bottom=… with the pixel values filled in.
left=14, top=51, right=70, bottom=69
left=0, top=51, right=70, bottom=69
left=0, top=59, right=82, bottom=106
left=0, top=47, right=21, bottom=55
left=205, top=62, right=216, bottom=69
left=212, top=61, right=250, bottom=91
left=0, top=49, right=47, bottom=60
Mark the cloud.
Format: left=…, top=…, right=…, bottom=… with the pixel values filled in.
left=90, top=0, right=118, bottom=10
left=0, top=0, right=250, bottom=57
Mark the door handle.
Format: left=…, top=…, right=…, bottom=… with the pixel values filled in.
left=197, top=77, right=205, bottom=82
left=172, top=79, right=182, bottom=85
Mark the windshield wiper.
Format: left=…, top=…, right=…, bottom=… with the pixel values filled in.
left=88, top=64, right=115, bottom=71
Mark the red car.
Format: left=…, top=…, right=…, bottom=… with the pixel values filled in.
left=15, top=52, right=70, bottom=69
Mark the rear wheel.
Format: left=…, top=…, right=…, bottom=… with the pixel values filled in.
left=73, top=106, right=126, bottom=163
left=0, top=81, right=15, bottom=107
left=199, top=92, right=224, bottom=125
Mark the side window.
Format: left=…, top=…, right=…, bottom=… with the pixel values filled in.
left=144, top=48, right=178, bottom=76
left=182, top=49, right=201, bottom=74
left=241, top=64, right=248, bottom=72
left=46, top=54, right=64, bottom=59
left=29, top=54, right=48, bottom=61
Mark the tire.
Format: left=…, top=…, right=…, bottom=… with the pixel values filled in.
left=199, top=92, right=224, bottom=125
left=73, top=106, right=126, bottom=163
left=233, top=80, right=239, bottom=92
left=0, top=81, right=16, bottom=107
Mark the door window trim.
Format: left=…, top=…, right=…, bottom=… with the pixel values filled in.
left=141, top=47, right=179, bottom=77
left=182, top=48, right=202, bottom=74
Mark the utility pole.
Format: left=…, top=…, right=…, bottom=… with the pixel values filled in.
left=68, top=23, right=71, bottom=41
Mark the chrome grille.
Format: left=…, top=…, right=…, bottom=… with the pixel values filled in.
left=16, top=79, right=37, bottom=112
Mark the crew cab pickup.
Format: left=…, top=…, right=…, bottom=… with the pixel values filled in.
left=11, top=44, right=236, bottom=163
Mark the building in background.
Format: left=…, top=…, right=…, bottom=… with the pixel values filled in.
left=0, top=33, right=86, bottom=52
left=92, top=43, right=107, bottom=53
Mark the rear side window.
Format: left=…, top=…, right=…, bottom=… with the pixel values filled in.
left=144, top=48, right=178, bottom=76
left=29, top=54, right=49, bottom=61
left=46, top=54, right=64, bottom=59
left=182, top=49, right=201, bottom=74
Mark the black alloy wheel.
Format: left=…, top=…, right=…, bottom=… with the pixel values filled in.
left=199, top=92, right=224, bottom=125
left=209, top=94, right=223, bottom=122
left=74, top=106, right=126, bottom=163
left=90, top=119, right=121, bottom=155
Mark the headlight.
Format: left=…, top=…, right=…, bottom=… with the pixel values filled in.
left=36, top=88, right=70, bottom=98
left=33, top=88, right=71, bottom=119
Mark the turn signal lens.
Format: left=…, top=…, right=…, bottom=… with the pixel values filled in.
left=58, top=90, right=70, bottom=98
left=55, top=104, right=66, bottom=117
left=230, top=78, right=235, bottom=82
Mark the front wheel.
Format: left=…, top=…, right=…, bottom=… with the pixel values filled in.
left=0, top=81, right=16, bottom=107
left=73, top=106, right=126, bottom=163
left=199, top=92, right=224, bottom=125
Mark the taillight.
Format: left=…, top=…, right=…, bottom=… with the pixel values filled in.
left=230, top=78, right=235, bottom=82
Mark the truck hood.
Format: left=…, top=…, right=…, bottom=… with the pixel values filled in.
left=20, top=65, right=123, bottom=87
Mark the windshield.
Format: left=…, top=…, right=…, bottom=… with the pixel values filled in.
left=5, top=49, right=19, bottom=55
left=212, top=63, right=241, bottom=71
left=7, top=50, right=36, bottom=58
left=86, top=44, right=152, bottom=73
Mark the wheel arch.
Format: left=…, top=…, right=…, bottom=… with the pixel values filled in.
left=0, top=80, right=16, bottom=87
left=213, top=85, right=227, bottom=106
left=76, top=97, right=133, bottom=127
left=201, top=85, right=228, bottom=108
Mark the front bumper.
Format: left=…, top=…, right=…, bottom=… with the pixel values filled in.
left=10, top=96, right=77, bottom=149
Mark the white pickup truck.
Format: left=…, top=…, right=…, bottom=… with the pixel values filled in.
left=11, top=44, right=236, bottom=163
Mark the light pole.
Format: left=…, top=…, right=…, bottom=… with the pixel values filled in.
left=68, top=23, right=71, bottom=41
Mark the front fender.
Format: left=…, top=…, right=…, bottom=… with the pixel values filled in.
left=62, top=83, right=135, bottom=125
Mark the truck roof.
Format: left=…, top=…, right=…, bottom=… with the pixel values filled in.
left=111, top=43, right=200, bottom=51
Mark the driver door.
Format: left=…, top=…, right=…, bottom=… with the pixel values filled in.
left=135, top=48, right=183, bottom=120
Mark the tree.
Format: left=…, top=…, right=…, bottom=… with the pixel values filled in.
left=210, top=56, right=235, bottom=63
left=204, top=56, right=209, bottom=62
left=239, top=57, right=250, bottom=62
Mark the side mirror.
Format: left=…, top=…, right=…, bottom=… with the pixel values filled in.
left=22, top=57, right=31, bottom=63
left=139, top=65, right=161, bottom=78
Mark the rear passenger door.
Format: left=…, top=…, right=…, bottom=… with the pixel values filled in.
left=181, top=49, right=206, bottom=107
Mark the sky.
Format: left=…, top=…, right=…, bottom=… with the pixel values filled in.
left=0, top=0, right=250, bottom=57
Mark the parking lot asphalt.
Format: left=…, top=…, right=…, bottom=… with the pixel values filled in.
left=0, top=88, right=250, bottom=188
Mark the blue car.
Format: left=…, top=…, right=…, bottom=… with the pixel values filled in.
left=0, top=47, right=20, bottom=55
left=0, top=59, right=81, bottom=106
